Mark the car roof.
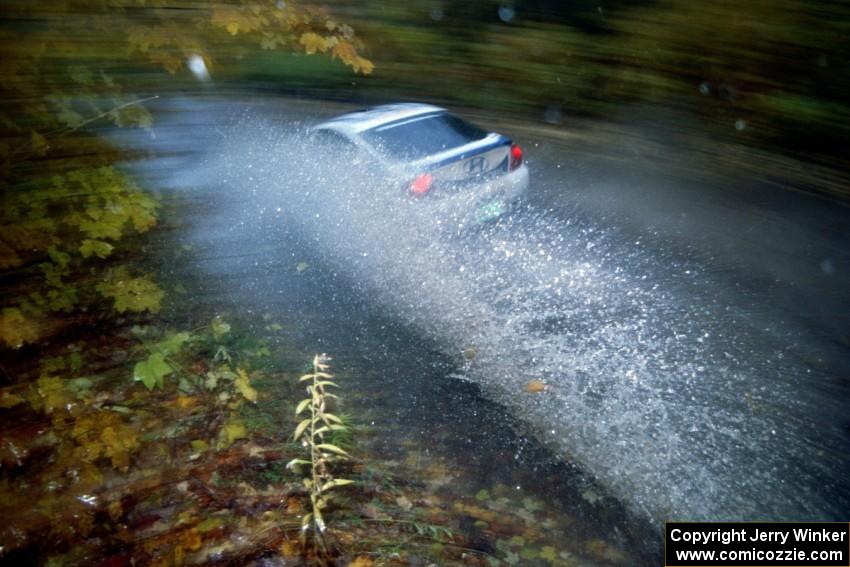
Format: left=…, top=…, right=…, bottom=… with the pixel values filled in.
left=314, top=103, right=447, bottom=135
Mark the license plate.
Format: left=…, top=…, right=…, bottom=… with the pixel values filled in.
left=475, top=199, right=505, bottom=222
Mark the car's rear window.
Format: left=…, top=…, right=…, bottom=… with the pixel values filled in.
left=362, top=113, right=488, bottom=161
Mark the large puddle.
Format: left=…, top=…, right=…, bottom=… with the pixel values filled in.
left=116, top=97, right=850, bottom=561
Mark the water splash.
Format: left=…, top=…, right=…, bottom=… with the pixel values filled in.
left=125, top=103, right=850, bottom=525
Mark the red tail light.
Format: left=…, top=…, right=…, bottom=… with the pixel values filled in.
left=509, top=143, right=523, bottom=171
left=409, top=173, right=433, bottom=196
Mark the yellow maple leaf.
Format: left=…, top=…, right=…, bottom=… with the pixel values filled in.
left=219, top=414, right=248, bottom=448
left=330, top=41, right=374, bottom=75
left=101, top=423, right=140, bottom=471
left=353, top=56, right=374, bottom=75
left=331, top=40, right=357, bottom=64
left=211, top=6, right=264, bottom=37
left=300, top=32, right=328, bottom=55
left=234, top=369, right=258, bottom=403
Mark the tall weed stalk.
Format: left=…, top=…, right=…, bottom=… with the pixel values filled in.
left=288, top=354, right=353, bottom=559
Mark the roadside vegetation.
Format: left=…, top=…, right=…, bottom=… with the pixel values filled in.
left=0, top=1, right=373, bottom=564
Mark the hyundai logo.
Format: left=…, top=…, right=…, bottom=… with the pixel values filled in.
left=466, top=156, right=488, bottom=175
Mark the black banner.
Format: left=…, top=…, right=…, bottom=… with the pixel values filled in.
left=665, top=522, right=849, bottom=567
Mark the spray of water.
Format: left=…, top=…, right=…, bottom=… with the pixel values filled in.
left=127, top=103, right=850, bottom=525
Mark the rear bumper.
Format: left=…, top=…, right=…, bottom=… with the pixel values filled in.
left=481, top=164, right=529, bottom=204
left=425, top=165, right=529, bottom=226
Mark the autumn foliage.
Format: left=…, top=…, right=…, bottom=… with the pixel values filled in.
left=0, top=6, right=372, bottom=559
left=0, top=0, right=373, bottom=350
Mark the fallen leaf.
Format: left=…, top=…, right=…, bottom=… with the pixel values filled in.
left=173, top=395, right=197, bottom=410
left=280, top=540, right=300, bottom=558
left=234, top=369, right=258, bottom=402
left=196, top=517, right=225, bottom=533
left=284, top=496, right=304, bottom=515
left=219, top=415, right=247, bottom=448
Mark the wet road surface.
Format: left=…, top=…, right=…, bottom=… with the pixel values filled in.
left=113, top=95, right=850, bottom=548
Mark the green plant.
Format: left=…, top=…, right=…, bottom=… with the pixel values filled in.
left=287, top=354, right=354, bottom=558
left=132, top=330, right=192, bottom=390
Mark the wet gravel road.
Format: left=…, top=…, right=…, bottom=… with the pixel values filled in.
left=114, top=95, right=850, bottom=534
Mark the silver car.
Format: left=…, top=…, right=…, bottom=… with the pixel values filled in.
left=311, top=103, right=529, bottom=223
